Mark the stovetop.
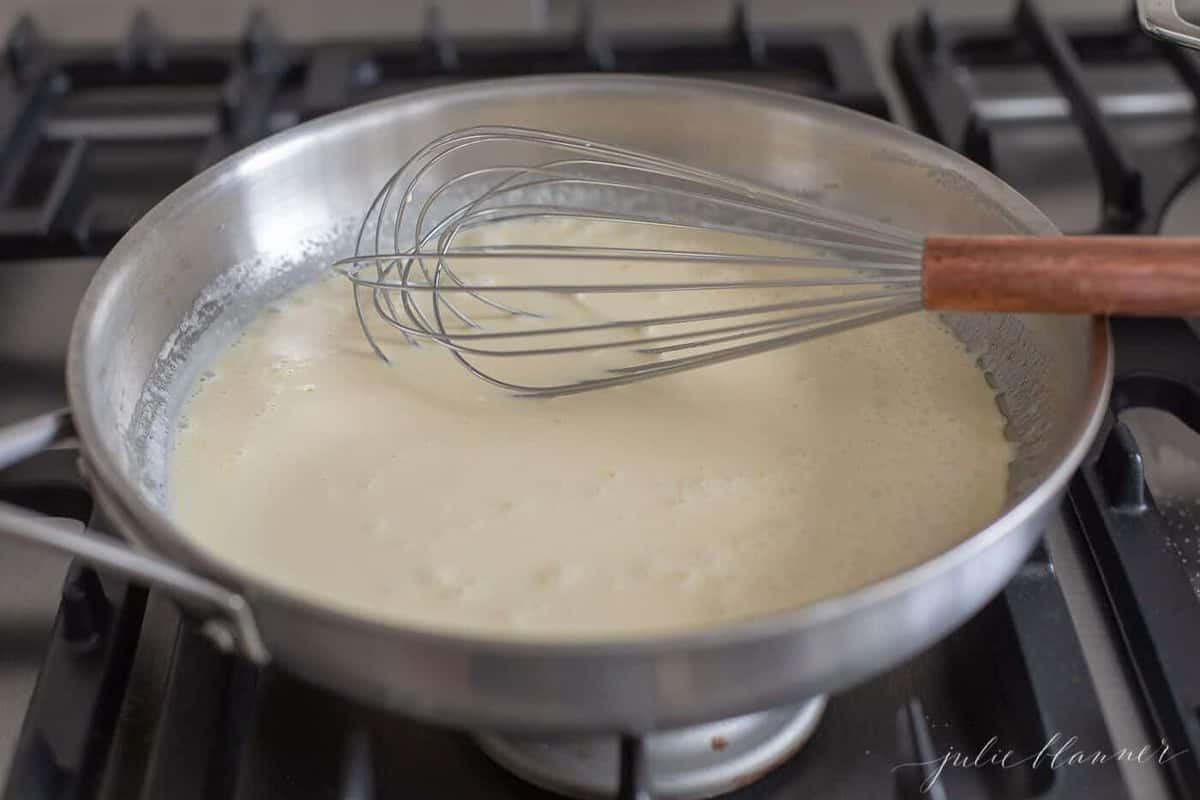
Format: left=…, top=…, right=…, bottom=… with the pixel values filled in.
left=2, top=2, right=1200, bottom=798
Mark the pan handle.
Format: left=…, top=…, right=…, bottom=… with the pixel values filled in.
left=0, top=410, right=270, bottom=665
left=1137, top=0, right=1200, bottom=50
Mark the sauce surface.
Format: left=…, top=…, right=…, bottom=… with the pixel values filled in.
left=171, top=220, right=1012, bottom=639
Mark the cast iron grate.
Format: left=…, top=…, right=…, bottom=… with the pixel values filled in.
left=894, top=3, right=1200, bottom=798
left=893, top=0, right=1200, bottom=234
left=0, top=5, right=887, bottom=260
left=1069, top=319, right=1200, bottom=800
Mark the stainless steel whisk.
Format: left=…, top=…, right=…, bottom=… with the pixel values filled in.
left=336, top=125, right=1200, bottom=397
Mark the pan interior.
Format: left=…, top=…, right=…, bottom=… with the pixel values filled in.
left=74, top=80, right=1096, bottom=614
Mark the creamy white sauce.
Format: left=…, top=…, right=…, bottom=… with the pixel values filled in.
left=170, top=219, right=1012, bottom=640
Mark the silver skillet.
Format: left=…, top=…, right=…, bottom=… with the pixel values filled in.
left=0, top=75, right=1110, bottom=733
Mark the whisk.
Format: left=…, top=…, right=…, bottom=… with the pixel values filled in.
left=336, top=125, right=1200, bottom=397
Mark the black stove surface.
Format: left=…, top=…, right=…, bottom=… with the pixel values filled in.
left=1, top=2, right=1198, bottom=799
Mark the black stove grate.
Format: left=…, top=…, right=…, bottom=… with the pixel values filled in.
left=0, top=5, right=887, bottom=260
left=894, top=3, right=1200, bottom=798
left=893, top=0, right=1200, bottom=234
left=1069, top=320, right=1200, bottom=800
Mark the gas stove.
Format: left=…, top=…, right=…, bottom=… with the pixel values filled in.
left=1, top=2, right=1199, bottom=798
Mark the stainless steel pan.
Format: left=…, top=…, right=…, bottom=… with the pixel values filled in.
left=0, top=75, right=1110, bottom=733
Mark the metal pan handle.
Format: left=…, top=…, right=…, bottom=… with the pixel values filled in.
left=0, top=410, right=269, bottom=665
left=1138, top=0, right=1200, bottom=50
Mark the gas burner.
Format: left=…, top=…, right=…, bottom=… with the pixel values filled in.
left=476, top=697, right=826, bottom=799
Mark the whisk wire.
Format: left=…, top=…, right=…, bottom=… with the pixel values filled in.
left=404, top=126, right=925, bottom=244
left=341, top=125, right=929, bottom=396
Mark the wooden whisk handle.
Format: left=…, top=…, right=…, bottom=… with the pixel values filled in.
left=922, top=235, right=1200, bottom=315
